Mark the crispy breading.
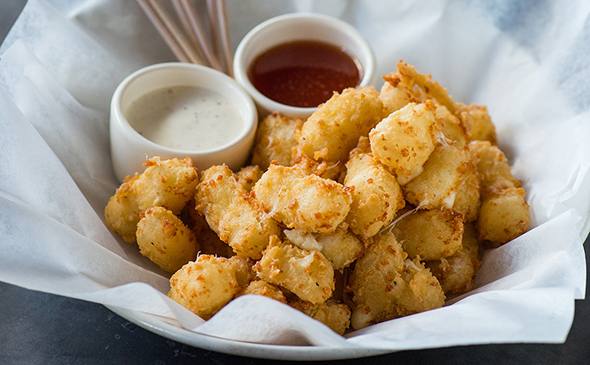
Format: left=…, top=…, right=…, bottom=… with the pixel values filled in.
left=290, top=299, right=351, bottom=335
left=283, top=223, right=363, bottom=270
left=314, top=229, right=362, bottom=270
left=105, top=157, right=198, bottom=243
left=136, top=206, right=198, bottom=273
left=291, top=155, right=344, bottom=181
left=379, top=75, right=416, bottom=115
left=239, top=280, right=287, bottom=303
left=381, top=74, right=465, bottom=146
left=349, top=231, right=406, bottom=329
left=468, top=141, right=521, bottom=196
left=468, top=141, right=530, bottom=245
left=251, top=112, right=303, bottom=169
left=350, top=231, right=445, bottom=329
left=133, top=157, right=199, bottom=213
left=427, top=223, right=480, bottom=295
left=457, top=103, right=497, bottom=143
left=369, top=102, right=438, bottom=185
left=349, top=231, right=444, bottom=329
left=392, top=208, right=464, bottom=260
left=344, top=137, right=405, bottom=238
left=403, top=144, right=471, bottom=209
left=395, top=61, right=458, bottom=115
left=229, top=255, right=255, bottom=288
left=104, top=175, right=140, bottom=243
left=253, top=164, right=352, bottom=233
left=393, top=257, right=446, bottom=317
left=181, top=200, right=235, bottom=258
left=196, top=227, right=236, bottom=257
left=196, top=165, right=280, bottom=259
left=435, top=104, right=467, bottom=147
left=236, top=165, right=263, bottom=192
left=452, top=153, right=481, bottom=221
left=168, top=255, right=244, bottom=319
left=254, top=236, right=335, bottom=304
left=478, top=187, right=530, bottom=246
left=297, top=87, right=384, bottom=164
left=382, top=62, right=456, bottom=115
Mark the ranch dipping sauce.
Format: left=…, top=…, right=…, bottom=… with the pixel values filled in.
left=125, top=86, right=244, bottom=151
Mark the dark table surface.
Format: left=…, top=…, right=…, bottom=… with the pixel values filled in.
left=1, top=1, right=589, bottom=364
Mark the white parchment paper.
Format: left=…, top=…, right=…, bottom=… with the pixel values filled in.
left=1, top=0, right=589, bottom=348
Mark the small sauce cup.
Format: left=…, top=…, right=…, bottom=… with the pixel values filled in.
left=110, top=63, right=257, bottom=182
left=233, top=13, right=376, bottom=118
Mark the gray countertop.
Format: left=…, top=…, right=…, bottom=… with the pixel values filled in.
left=1, top=1, right=589, bottom=363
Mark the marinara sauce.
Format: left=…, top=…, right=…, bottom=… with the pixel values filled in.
left=248, top=40, right=361, bottom=107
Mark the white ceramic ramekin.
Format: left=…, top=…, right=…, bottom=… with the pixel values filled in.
left=110, top=63, right=257, bottom=182
left=233, top=13, right=376, bottom=119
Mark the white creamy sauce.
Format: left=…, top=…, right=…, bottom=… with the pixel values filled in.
left=126, top=86, right=243, bottom=150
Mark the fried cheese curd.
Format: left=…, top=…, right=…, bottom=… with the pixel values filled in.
left=344, top=137, right=405, bottom=239
left=254, top=236, right=335, bottom=304
left=104, top=175, right=139, bottom=243
left=229, top=255, right=255, bottom=288
left=469, top=141, right=530, bottom=245
left=451, top=154, right=481, bottom=222
left=435, top=104, right=467, bottom=148
left=283, top=223, right=363, bottom=270
left=376, top=98, right=480, bottom=220
left=106, top=60, right=534, bottom=335
left=236, top=165, right=263, bottom=192
left=181, top=200, right=235, bottom=258
left=104, top=157, right=198, bottom=243
left=379, top=76, right=415, bottom=115
left=349, top=231, right=445, bottom=329
left=380, top=61, right=458, bottom=116
left=168, top=255, right=248, bottom=319
left=253, top=164, right=352, bottom=233
left=380, top=60, right=495, bottom=145
left=468, top=141, right=520, bottom=193
left=238, top=280, right=287, bottom=303
left=402, top=142, right=482, bottom=223
left=457, top=103, right=497, bottom=143
left=427, top=223, right=480, bottom=295
left=251, top=112, right=303, bottom=169
left=196, top=165, right=280, bottom=259
left=381, top=60, right=497, bottom=145
left=478, top=187, right=530, bottom=246
left=392, top=208, right=464, bottom=260
left=290, top=299, right=351, bottom=335
left=403, top=144, right=470, bottom=209
left=369, top=102, right=438, bottom=185
left=136, top=206, right=198, bottom=273
left=133, top=157, right=199, bottom=211
left=297, top=87, right=384, bottom=164
left=290, top=154, right=344, bottom=181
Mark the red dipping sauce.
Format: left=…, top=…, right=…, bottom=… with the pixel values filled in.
left=248, top=40, right=361, bottom=108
